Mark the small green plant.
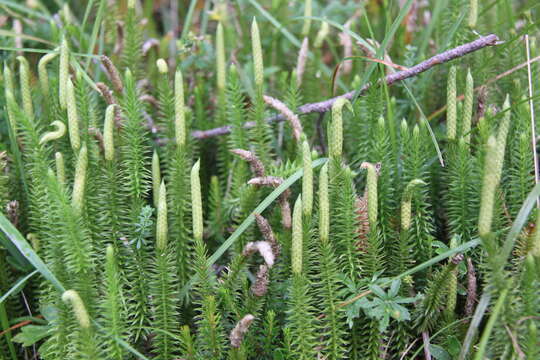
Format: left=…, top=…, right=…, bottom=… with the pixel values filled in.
left=344, top=278, right=418, bottom=332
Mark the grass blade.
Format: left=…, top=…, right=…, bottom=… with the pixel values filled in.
left=0, top=0, right=51, bottom=20
left=0, top=270, right=38, bottom=304
left=0, top=30, right=54, bottom=46
left=459, top=291, right=492, bottom=360
left=246, top=0, right=300, bottom=47
left=392, top=239, right=481, bottom=283
left=473, top=288, right=509, bottom=360
left=500, top=182, right=540, bottom=261
left=84, top=0, right=107, bottom=69
left=180, top=0, right=199, bottom=40
left=0, top=301, right=17, bottom=359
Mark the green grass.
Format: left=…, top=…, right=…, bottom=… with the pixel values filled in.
left=0, top=0, right=539, bottom=359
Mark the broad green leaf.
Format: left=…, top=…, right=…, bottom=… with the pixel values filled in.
left=370, top=284, right=386, bottom=298
left=429, top=344, right=452, bottom=360
left=12, top=325, right=51, bottom=347
left=389, top=279, right=401, bottom=298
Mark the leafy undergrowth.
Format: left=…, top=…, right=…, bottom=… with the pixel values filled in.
left=0, top=0, right=539, bottom=359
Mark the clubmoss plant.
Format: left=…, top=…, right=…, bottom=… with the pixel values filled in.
left=100, top=245, right=127, bottom=360
left=156, top=59, right=175, bottom=141
left=152, top=150, right=161, bottom=208
left=71, top=143, right=88, bottom=216
left=122, top=0, right=143, bottom=78
left=1, top=3, right=539, bottom=360
left=478, top=136, right=499, bottom=238
left=55, top=152, right=65, bottom=186
left=62, top=289, right=99, bottom=359
left=315, top=163, right=349, bottom=360
left=39, top=121, right=66, bottom=145
left=314, top=21, right=329, bottom=48
left=468, top=0, right=478, bottom=28
left=287, top=195, right=317, bottom=359
left=150, top=180, right=181, bottom=359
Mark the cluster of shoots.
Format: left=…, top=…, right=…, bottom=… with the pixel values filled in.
left=0, top=1, right=539, bottom=360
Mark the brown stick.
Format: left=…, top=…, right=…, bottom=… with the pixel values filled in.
left=192, top=34, right=500, bottom=140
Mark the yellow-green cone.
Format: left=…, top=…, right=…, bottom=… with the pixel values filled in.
left=291, top=195, right=303, bottom=274
left=156, top=181, right=168, bottom=250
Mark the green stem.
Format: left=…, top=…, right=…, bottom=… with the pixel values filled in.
left=473, top=288, right=509, bottom=360
left=0, top=302, right=17, bottom=360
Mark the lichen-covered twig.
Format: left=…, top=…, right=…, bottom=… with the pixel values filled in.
left=192, top=34, right=500, bottom=139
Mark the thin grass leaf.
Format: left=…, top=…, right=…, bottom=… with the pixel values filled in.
left=0, top=47, right=99, bottom=57
left=0, top=270, right=37, bottom=304
left=80, top=0, right=95, bottom=32
left=351, top=0, right=414, bottom=104
left=246, top=0, right=301, bottom=47
left=0, top=302, right=17, bottom=360
left=84, top=0, right=107, bottom=69
left=180, top=0, right=199, bottom=40
left=473, top=288, right=509, bottom=360
left=0, top=30, right=55, bottom=46
left=0, top=0, right=51, bottom=20
left=458, top=292, right=492, bottom=360
left=402, top=83, right=445, bottom=166
left=500, top=182, right=540, bottom=261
